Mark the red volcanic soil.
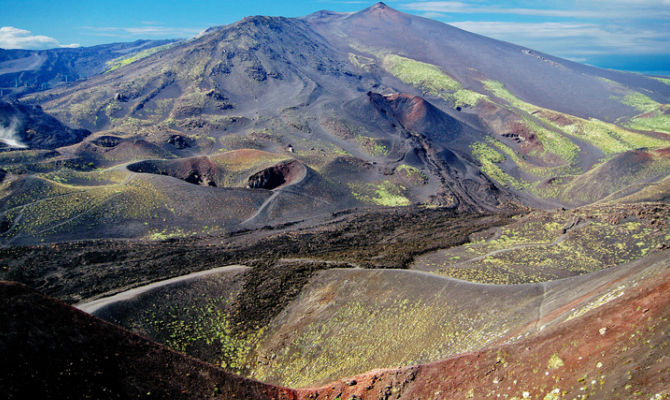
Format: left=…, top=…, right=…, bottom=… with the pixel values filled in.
left=631, top=149, right=655, bottom=163
left=367, top=92, right=462, bottom=139
left=652, top=146, right=670, bottom=157
left=507, top=120, right=544, bottom=156
left=296, top=252, right=670, bottom=400
left=0, top=281, right=295, bottom=400
left=2, top=249, right=668, bottom=399
left=384, top=93, right=429, bottom=127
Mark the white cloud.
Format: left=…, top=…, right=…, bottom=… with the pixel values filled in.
left=83, top=25, right=202, bottom=38
left=401, top=2, right=600, bottom=17
left=400, top=1, right=670, bottom=19
left=0, top=26, right=79, bottom=50
left=450, top=20, right=670, bottom=55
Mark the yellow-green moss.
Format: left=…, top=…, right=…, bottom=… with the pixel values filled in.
left=106, top=43, right=174, bottom=72
left=383, top=54, right=486, bottom=108
left=471, top=141, right=526, bottom=189
left=349, top=181, right=410, bottom=206
left=354, top=135, right=388, bottom=157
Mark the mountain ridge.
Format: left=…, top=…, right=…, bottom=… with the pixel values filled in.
left=1, top=4, right=670, bottom=399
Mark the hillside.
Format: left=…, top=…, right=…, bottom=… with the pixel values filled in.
left=1, top=4, right=664, bottom=240
left=0, top=40, right=176, bottom=98
left=0, top=281, right=293, bottom=400
left=1, top=3, right=669, bottom=399
left=2, top=228, right=668, bottom=399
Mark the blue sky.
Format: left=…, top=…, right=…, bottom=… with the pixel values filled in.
left=1, top=0, right=669, bottom=75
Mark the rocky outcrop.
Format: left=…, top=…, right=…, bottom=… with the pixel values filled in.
left=91, top=135, right=123, bottom=148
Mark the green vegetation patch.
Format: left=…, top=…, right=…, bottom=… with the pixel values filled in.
left=251, top=282, right=527, bottom=387
left=612, top=90, right=670, bottom=134
left=627, top=106, right=670, bottom=134
left=547, top=353, right=564, bottom=370
left=486, top=137, right=576, bottom=179
left=484, top=79, right=669, bottom=159
left=211, top=149, right=290, bottom=187
left=452, top=89, right=488, bottom=108
left=471, top=141, right=525, bottom=189
left=106, top=43, right=174, bottom=72
left=414, top=206, right=669, bottom=284
left=383, top=54, right=486, bottom=108
left=523, top=116, right=580, bottom=164
left=559, top=150, right=670, bottom=204
left=143, top=296, right=264, bottom=373
left=354, top=135, right=388, bottom=157
left=348, top=53, right=375, bottom=72
left=384, top=54, right=460, bottom=92
left=560, top=116, right=669, bottom=155
left=483, top=80, right=580, bottom=164
left=482, top=79, right=530, bottom=111
left=1, top=176, right=166, bottom=239
left=395, top=164, right=428, bottom=185
left=348, top=180, right=410, bottom=206
left=652, top=76, right=670, bottom=86
left=619, top=91, right=660, bottom=113
left=40, top=168, right=130, bottom=186
left=0, top=150, right=55, bottom=166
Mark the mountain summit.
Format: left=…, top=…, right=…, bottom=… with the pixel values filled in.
left=0, top=2, right=667, bottom=244
left=1, top=4, right=670, bottom=400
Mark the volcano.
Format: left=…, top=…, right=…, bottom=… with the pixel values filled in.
left=1, top=3, right=670, bottom=399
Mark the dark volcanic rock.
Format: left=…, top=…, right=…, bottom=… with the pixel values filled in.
left=0, top=281, right=293, bottom=400
left=248, top=166, right=286, bottom=189
left=127, top=156, right=219, bottom=187
left=167, top=134, right=196, bottom=149
left=247, top=160, right=302, bottom=190
left=91, top=135, right=123, bottom=148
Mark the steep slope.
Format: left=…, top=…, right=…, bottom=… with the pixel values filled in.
left=0, top=10, right=516, bottom=246
left=3, top=3, right=668, bottom=246
left=559, top=147, right=670, bottom=205
left=0, top=280, right=293, bottom=400
left=307, top=3, right=670, bottom=203
left=307, top=2, right=670, bottom=121
left=295, top=249, right=670, bottom=400
left=22, top=16, right=360, bottom=132
left=359, top=91, right=508, bottom=209
left=4, top=244, right=670, bottom=399
left=80, top=203, right=670, bottom=387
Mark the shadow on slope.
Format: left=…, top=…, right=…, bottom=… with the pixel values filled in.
left=0, top=281, right=293, bottom=400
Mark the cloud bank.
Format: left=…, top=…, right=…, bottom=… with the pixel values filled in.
left=0, top=27, right=79, bottom=50
left=82, top=25, right=202, bottom=39
left=397, top=0, right=670, bottom=72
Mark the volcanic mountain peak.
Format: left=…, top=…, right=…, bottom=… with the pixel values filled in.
left=348, top=1, right=408, bottom=23
left=2, top=4, right=670, bottom=400
left=367, top=2, right=392, bottom=12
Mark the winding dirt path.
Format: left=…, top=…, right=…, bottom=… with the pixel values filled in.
left=75, top=264, right=249, bottom=314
